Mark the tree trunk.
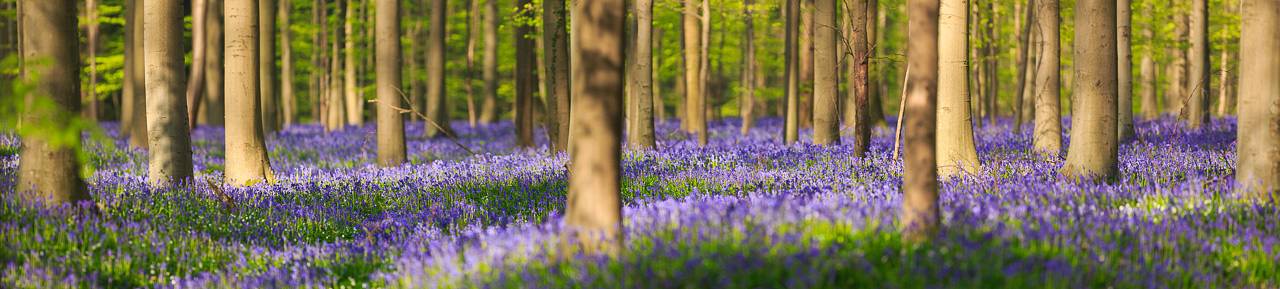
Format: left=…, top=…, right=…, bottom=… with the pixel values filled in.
left=1215, top=48, right=1233, bottom=116
left=983, top=0, right=998, bottom=125
left=144, top=0, right=195, bottom=185
left=865, top=0, right=886, bottom=127
left=844, top=0, right=870, bottom=155
left=425, top=0, right=452, bottom=137
left=682, top=0, right=706, bottom=145
left=17, top=0, right=91, bottom=205
left=326, top=0, right=346, bottom=131
left=259, top=0, right=279, bottom=133
left=1139, top=22, right=1157, bottom=119
left=407, top=2, right=423, bottom=123
left=741, top=0, right=755, bottom=136
left=186, top=0, right=207, bottom=130
left=202, top=0, right=226, bottom=126
left=310, top=0, right=324, bottom=124
left=812, top=0, right=838, bottom=145
left=784, top=0, right=800, bottom=145
left=85, top=0, right=100, bottom=121
left=1116, top=0, right=1134, bottom=140
left=1020, top=29, right=1038, bottom=126
left=479, top=0, right=498, bottom=124
left=344, top=0, right=361, bottom=126
left=543, top=0, right=571, bottom=152
left=1185, top=0, right=1209, bottom=128
left=1013, top=0, right=1035, bottom=133
left=799, top=0, right=813, bottom=129
left=125, top=0, right=149, bottom=148
left=628, top=0, right=656, bottom=149
left=566, top=0, right=625, bottom=254
left=376, top=0, right=407, bottom=166
left=514, top=0, right=535, bottom=147
left=465, top=0, right=478, bottom=127
left=901, top=0, right=940, bottom=242
left=937, top=0, right=980, bottom=178
left=1237, top=0, right=1279, bottom=198
left=280, top=0, right=295, bottom=127
left=1061, top=0, right=1118, bottom=180
left=225, top=0, right=275, bottom=186
left=1166, top=13, right=1187, bottom=116
left=1033, top=0, right=1062, bottom=156
left=654, top=28, right=665, bottom=122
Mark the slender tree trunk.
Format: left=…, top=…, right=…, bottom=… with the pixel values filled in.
left=1186, top=0, right=1210, bottom=128
left=543, top=0, right=571, bottom=152
left=326, top=0, right=345, bottom=131
left=85, top=0, right=100, bottom=121
left=17, top=0, right=91, bottom=205
left=1117, top=0, right=1134, bottom=139
left=566, top=0, right=625, bottom=254
left=407, top=2, right=423, bottom=123
left=225, top=0, right=275, bottom=186
left=983, top=0, right=998, bottom=125
left=1215, top=48, right=1233, bottom=116
left=310, top=0, right=324, bottom=124
left=1237, top=0, right=1279, bottom=198
left=187, top=0, right=207, bottom=130
left=479, top=0, right=498, bottom=124
left=937, top=0, right=980, bottom=178
left=784, top=0, right=800, bottom=145
left=1013, top=0, right=1035, bottom=133
left=514, top=0, right=535, bottom=147
left=125, top=0, right=149, bottom=148
left=1020, top=29, right=1038, bottom=126
left=741, top=0, right=755, bottom=136
left=812, top=0, right=838, bottom=145
left=799, top=0, right=814, bottom=129
left=1166, top=12, right=1187, bottom=116
left=682, top=0, right=706, bottom=145
left=1033, top=0, right=1062, bottom=156
left=654, top=28, right=665, bottom=122
left=344, top=0, right=361, bottom=126
left=202, top=0, right=226, bottom=126
left=465, top=0, right=478, bottom=127
left=280, top=0, right=295, bottom=127
left=628, top=0, right=656, bottom=148
left=376, top=0, right=406, bottom=166
left=259, top=0, right=279, bottom=132
left=1061, top=0, right=1118, bottom=180
left=1139, top=22, right=1157, bottom=119
left=865, top=0, right=886, bottom=126
left=901, top=0, right=940, bottom=241
left=144, top=0, right=195, bottom=185
left=846, top=0, right=870, bottom=155
left=425, top=0, right=452, bottom=137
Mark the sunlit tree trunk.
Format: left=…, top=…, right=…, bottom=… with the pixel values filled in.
left=628, top=0, right=656, bottom=149
left=514, top=0, right=535, bottom=147
left=1237, top=0, right=1279, bottom=199
left=1033, top=0, right=1062, bottom=156
left=425, top=0, right=452, bottom=137
left=811, top=0, right=838, bottom=145
left=799, top=0, right=813, bottom=129
left=741, top=0, right=756, bottom=136
left=17, top=0, right=92, bottom=205
left=865, top=0, right=886, bottom=126
left=937, top=0, right=980, bottom=178
left=844, top=0, right=870, bottom=155
left=1061, top=0, right=1118, bottom=180
left=344, top=0, right=361, bottom=126
left=310, top=0, right=324, bottom=124
left=225, top=0, right=275, bottom=186
left=1216, top=48, right=1234, bottom=116
left=566, top=0, right=625, bottom=254
left=465, top=0, right=479, bottom=127
left=1020, top=29, right=1038, bottom=126
left=1185, top=0, right=1209, bottom=128
left=144, top=0, right=195, bottom=186
left=85, top=0, right=100, bottom=121
left=1117, top=0, right=1134, bottom=140
left=784, top=0, right=800, bottom=145
left=1013, top=0, right=1035, bottom=133
left=479, top=0, right=498, bottom=124
left=376, top=0, right=406, bottom=166
left=654, top=28, right=665, bottom=123
left=544, top=0, right=570, bottom=152
left=260, top=0, right=279, bottom=132
left=682, top=0, right=706, bottom=145
left=280, top=0, right=295, bottom=127
left=901, top=0, right=940, bottom=242
left=1166, top=13, right=1187, bottom=116
left=1139, top=21, right=1157, bottom=119
left=186, top=0, right=207, bottom=130
left=125, top=0, right=149, bottom=148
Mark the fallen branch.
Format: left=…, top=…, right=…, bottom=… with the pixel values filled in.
left=368, top=88, right=478, bottom=155
left=891, top=65, right=910, bottom=160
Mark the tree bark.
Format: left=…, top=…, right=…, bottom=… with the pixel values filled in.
left=1020, top=29, right=1038, bottom=126
left=1117, top=0, right=1134, bottom=140
left=1185, top=0, right=1210, bottom=128
left=280, top=0, right=295, bottom=127
left=865, top=0, right=886, bottom=127
left=186, top=0, right=207, bottom=130
left=144, top=0, right=195, bottom=186
left=18, top=0, right=91, bottom=205
left=425, top=0, right=452, bottom=137
left=983, top=0, right=998, bottom=125
left=844, top=0, right=870, bottom=155
left=1060, top=0, right=1118, bottom=180
left=514, top=0, right=535, bottom=147
left=310, top=0, right=324, bottom=124
left=259, top=0, right=279, bottom=133
left=811, top=0, right=838, bottom=145
left=1237, top=0, right=1279, bottom=199
left=1013, top=0, right=1035, bottom=133
left=784, top=0, right=800, bottom=145
left=1166, top=12, right=1187, bottom=116
left=1139, top=22, right=1157, bottom=119
left=901, top=0, right=940, bottom=242
left=225, top=0, right=275, bottom=186
left=465, top=0, right=478, bottom=127
left=628, top=0, right=656, bottom=149
left=741, top=0, right=755, bottom=136
left=202, top=0, right=226, bottom=126
left=937, top=0, right=980, bottom=178
left=326, top=0, right=345, bottom=131
left=799, top=0, right=814, bottom=129
left=344, top=0, right=361, bottom=126
left=125, top=0, right=149, bottom=148
left=85, top=0, right=100, bottom=121
left=654, top=28, right=665, bottom=123
left=543, top=0, right=571, bottom=152
left=376, top=0, right=406, bottom=166
left=567, top=0, right=625, bottom=254
left=1033, top=0, right=1062, bottom=156
left=479, top=0, right=498, bottom=124
left=1215, top=48, right=1234, bottom=116
left=682, top=0, right=707, bottom=145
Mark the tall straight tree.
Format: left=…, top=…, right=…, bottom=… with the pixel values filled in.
left=1061, top=0, right=1118, bottom=180
left=261, top=0, right=279, bottom=132
left=425, top=0, right=452, bottom=137
left=203, top=0, right=226, bottom=126
left=465, top=0, right=479, bottom=127
left=344, top=0, right=361, bottom=126
left=186, top=0, right=208, bottom=130
left=566, top=0, right=625, bottom=253
left=741, top=0, right=756, bottom=136
left=543, top=0, right=571, bottom=152
left=514, top=0, right=535, bottom=147
left=17, top=0, right=92, bottom=205
left=1013, top=0, right=1036, bottom=132
left=798, top=0, right=813, bottom=129
left=225, top=0, right=275, bottom=186
left=1033, top=0, right=1062, bottom=156
left=85, top=0, right=100, bottom=120
left=901, top=0, right=940, bottom=241
left=479, top=0, right=498, bottom=124
left=1237, top=0, right=1279, bottom=199
left=376, top=0, right=407, bottom=166
left=784, top=0, right=800, bottom=145
left=845, top=0, right=871, bottom=156
left=682, top=0, right=707, bottom=145
left=1185, top=0, right=1210, bottom=128
left=145, top=0, right=195, bottom=185
left=125, top=0, right=148, bottom=148
left=937, top=0, right=980, bottom=178
left=1139, top=16, right=1157, bottom=119
left=280, top=0, right=296, bottom=126
left=1116, top=0, right=1134, bottom=140
left=628, top=0, right=656, bottom=149
left=811, top=0, right=838, bottom=145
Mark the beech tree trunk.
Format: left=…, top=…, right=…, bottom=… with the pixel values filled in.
left=628, top=0, right=656, bottom=149
left=566, top=0, right=625, bottom=254
left=479, top=0, right=498, bottom=124
left=901, top=0, right=940, bottom=242
left=344, top=0, right=361, bottom=126
left=465, top=0, right=479, bottom=127
left=376, top=0, right=406, bottom=166
left=425, top=0, right=452, bottom=137
left=1033, top=0, right=1062, bottom=156
left=203, top=0, right=226, bottom=126
left=514, top=0, right=535, bottom=147
left=543, top=0, right=571, bottom=152
left=17, top=0, right=92, bottom=205
left=865, top=0, right=886, bottom=127
left=186, top=0, right=207, bottom=130
left=1166, top=13, right=1187, bottom=116
left=811, top=0, right=838, bottom=145
left=741, top=0, right=756, bottom=136
left=311, top=0, right=324, bottom=124
left=1013, top=0, right=1035, bottom=132
left=1061, top=0, right=1118, bottom=180
left=85, top=0, right=100, bottom=121
left=144, top=0, right=195, bottom=186
left=260, top=0, right=279, bottom=132
left=1116, top=0, right=1134, bottom=139
left=1215, top=48, right=1234, bottom=116
left=937, top=0, right=980, bottom=178
left=225, top=0, right=275, bottom=186
left=1139, top=23, right=1157, bottom=119
left=845, top=0, right=870, bottom=155
left=125, top=0, right=149, bottom=148
left=1185, top=0, right=1210, bottom=128
left=1237, top=0, right=1279, bottom=199
left=784, top=0, right=800, bottom=145
left=682, top=0, right=707, bottom=145
left=280, top=0, right=295, bottom=126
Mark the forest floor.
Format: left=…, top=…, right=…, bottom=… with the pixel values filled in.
left=1, top=117, right=1277, bottom=288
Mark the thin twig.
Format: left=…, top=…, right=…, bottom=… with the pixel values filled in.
left=891, top=65, right=910, bottom=160
left=369, top=87, right=478, bottom=155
